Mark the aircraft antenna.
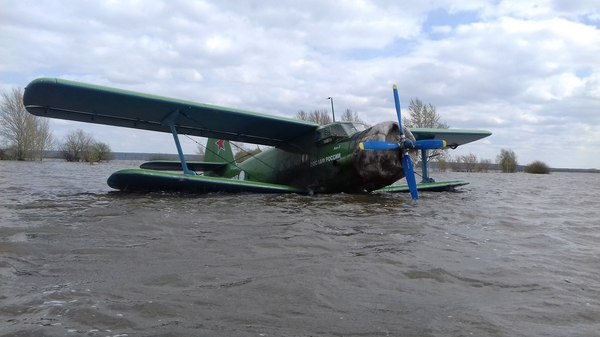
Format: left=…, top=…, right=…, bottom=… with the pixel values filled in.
left=327, top=97, right=336, bottom=122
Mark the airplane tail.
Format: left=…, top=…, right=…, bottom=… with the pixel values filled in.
left=204, top=138, right=234, bottom=163
left=203, top=139, right=240, bottom=178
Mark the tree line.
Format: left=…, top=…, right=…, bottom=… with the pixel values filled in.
left=0, top=88, right=111, bottom=162
left=296, top=108, right=365, bottom=125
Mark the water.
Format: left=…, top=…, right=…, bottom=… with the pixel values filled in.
left=1, top=160, right=599, bottom=337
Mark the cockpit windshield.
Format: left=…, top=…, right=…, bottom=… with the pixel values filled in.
left=314, top=122, right=369, bottom=143
left=340, top=122, right=368, bottom=135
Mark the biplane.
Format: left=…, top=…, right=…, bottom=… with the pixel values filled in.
left=23, top=78, right=491, bottom=200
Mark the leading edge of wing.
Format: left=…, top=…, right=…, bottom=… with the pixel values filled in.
left=23, top=78, right=319, bottom=147
left=409, top=128, right=492, bottom=148
left=107, top=169, right=306, bottom=194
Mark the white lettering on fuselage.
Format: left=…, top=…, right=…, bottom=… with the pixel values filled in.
left=310, top=153, right=341, bottom=168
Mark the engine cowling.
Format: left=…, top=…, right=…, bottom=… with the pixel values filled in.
left=352, top=121, right=417, bottom=191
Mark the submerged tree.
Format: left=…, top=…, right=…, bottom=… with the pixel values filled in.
left=497, top=149, right=518, bottom=173
left=449, top=153, right=479, bottom=172
left=62, top=129, right=94, bottom=162
left=525, top=160, right=550, bottom=174
left=85, top=141, right=112, bottom=162
left=32, top=118, right=54, bottom=160
left=0, top=88, right=54, bottom=160
left=61, top=129, right=112, bottom=162
left=477, top=158, right=492, bottom=172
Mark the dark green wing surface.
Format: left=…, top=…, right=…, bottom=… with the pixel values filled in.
left=23, top=78, right=319, bottom=147
left=410, top=128, right=491, bottom=148
left=108, top=169, right=305, bottom=194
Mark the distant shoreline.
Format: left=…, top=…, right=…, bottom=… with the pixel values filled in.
left=38, top=150, right=203, bottom=162
left=2, top=152, right=597, bottom=173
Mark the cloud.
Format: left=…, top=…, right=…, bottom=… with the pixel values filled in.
left=1, top=0, right=599, bottom=168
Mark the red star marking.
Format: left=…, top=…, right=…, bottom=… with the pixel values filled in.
left=215, top=139, right=226, bottom=153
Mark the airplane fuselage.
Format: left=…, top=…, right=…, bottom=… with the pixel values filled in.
left=238, top=121, right=411, bottom=193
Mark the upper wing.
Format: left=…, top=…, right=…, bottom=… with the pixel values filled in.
left=409, top=128, right=492, bottom=148
left=23, top=78, right=319, bottom=147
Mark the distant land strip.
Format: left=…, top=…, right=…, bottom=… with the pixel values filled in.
left=43, top=150, right=202, bottom=162
left=34, top=151, right=600, bottom=173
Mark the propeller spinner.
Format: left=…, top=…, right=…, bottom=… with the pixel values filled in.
left=360, top=85, right=446, bottom=200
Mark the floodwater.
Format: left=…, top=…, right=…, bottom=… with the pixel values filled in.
left=1, top=160, right=599, bottom=337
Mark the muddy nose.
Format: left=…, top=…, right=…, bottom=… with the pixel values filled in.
left=352, top=121, right=405, bottom=191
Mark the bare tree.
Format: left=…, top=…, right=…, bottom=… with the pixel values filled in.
left=433, top=150, right=451, bottom=172
left=460, top=153, right=479, bottom=172
left=477, top=158, right=492, bottom=172
left=497, top=149, right=518, bottom=173
left=437, top=156, right=449, bottom=172
left=340, top=109, right=365, bottom=124
left=403, top=98, right=449, bottom=129
left=296, top=109, right=332, bottom=125
left=33, top=118, right=54, bottom=160
left=0, top=88, right=54, bottom=160
left=61, top=129, right=112, bottom=163
left=449, top=153, right=478, bottom=172
left=402, top=98, right=449, bottom=165
left=296, top=110, right=309, bottom=121
left=61, top=129, right=94, bottom=162
left=85, top=142, right=112, bottom=162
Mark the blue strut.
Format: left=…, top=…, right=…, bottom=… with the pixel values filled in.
left=163, top=110, right=195, bottom=176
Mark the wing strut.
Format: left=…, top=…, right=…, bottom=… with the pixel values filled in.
left=421, top=149, right=435, bottom=183
left=163, top=110, right=195, bottom=176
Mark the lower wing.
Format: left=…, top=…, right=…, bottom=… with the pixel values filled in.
left=107, top=169, right=305, bottom=194
left=376, top=180, right=469, bottom=193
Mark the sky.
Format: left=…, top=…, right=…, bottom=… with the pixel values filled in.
left=1, top=0, right=599, bottom=169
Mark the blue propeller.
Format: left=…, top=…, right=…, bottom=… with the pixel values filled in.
left=360, top=139, right=446, bottom=151
left=359, top=85, right=446, bottom=200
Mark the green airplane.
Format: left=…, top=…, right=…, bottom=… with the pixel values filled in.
left=23, top=78, right=491, bottom=200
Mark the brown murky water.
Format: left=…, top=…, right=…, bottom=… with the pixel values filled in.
left=1, top=160, right=599, bottom=336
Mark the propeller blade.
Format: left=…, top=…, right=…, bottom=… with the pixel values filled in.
left=359, top=141, right=400, bottom=151
left=411, top=139, right=446, bottom=150
left=402, top=154, right=418, bottom=200
left=392, top=84, right=404, bottom=137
